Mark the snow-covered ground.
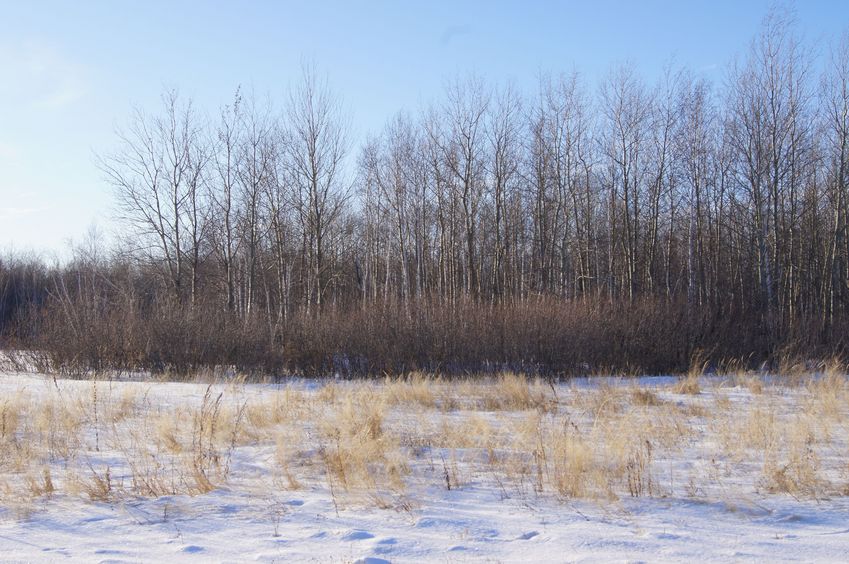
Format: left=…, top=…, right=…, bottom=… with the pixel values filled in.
left=0, top=372, right=847, bottom=562
left=4, top=480, right=849, bottom=562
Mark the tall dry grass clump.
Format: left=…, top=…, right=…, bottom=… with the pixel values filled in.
left=673, top=354, right=705, bottom=395
left=318, top=390, right=409, bottom=500
left=382, top=372, right=437, bottom=409
left=461, top=372, right=556, bottom=412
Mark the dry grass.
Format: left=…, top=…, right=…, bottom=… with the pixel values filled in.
left=383, top=372, right=438, bottom=408
left=631, top=387, right=664, bottom=406
left=672, top=375, right=701, bottom=395
left=485, top=372, right=552, bottom=411
left=0, top=370, right=847, bottom=519
left=317, top=389, right=409, bottom=506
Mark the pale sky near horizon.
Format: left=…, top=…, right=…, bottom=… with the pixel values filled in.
left=1, top=0, right=847, bottom=257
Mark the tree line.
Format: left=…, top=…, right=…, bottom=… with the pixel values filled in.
left=3, top=11, right=849, bottom=376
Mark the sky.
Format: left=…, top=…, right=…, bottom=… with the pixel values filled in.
left=1, top=0, right=848, bottom=257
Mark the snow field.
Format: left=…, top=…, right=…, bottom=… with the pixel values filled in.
left=0, top=371, right=847, bottom=561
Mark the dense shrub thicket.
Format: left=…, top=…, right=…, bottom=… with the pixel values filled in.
left=0, top=253, right=843, bottom=376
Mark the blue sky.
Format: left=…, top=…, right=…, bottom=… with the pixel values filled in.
left=1, top=1, right=847, bottom=255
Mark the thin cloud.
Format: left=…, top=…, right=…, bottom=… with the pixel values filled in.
left=0, top=142, right=20, bottom=161
left=0, top=39, right=87, bottom=110
left=0, top=206, right=42, bottom=219
left=440, top=24, right=471, bottom=46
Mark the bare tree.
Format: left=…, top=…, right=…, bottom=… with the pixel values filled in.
left=486, top=82, right=522, bottom=300
left=726, top=9, right=813, bottom=321
left=435, top=76, right=490, bottom=300
left=211, top=89, right=243, bottom=312
left=676, top=73, right=716, bottom=307
left=100, top=88, right=207, bottom=305
left=822, top=31, right=849, bottom=322
left=236, top=94, right=275, bottom=316
left=285, top=66, right=350, bottom=315
left=599, top=65, right=653, bottom=301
